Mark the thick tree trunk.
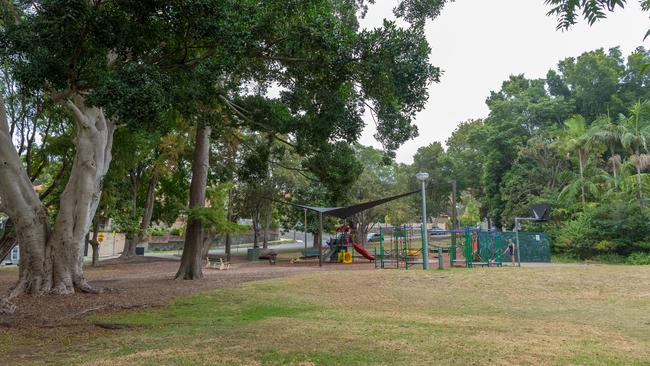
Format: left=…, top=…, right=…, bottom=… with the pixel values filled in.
left=86, top=221, right=100, bottom=267
left=176, top=123, right=211, bottom=280
left=253, top=205, right=261, bottom=249
left=119, top=169, right=141, bottom=258
left=225, top=188, right=233, bottom=262
left=121, top=237, right=137, bottom=258
left=0, top=95, right=114, bottom=313
left=352, top=212, right=376, bottom=247
left=46, top=96, right=115, bottom=294
left=262, top=204, right=272, bottom=249
left=357, top=222, right=368, bottom=246
left=90, top=241, right=99, bottom=266
left=120, top=174, right=158, bottom=258
left=0, top=95, right=49, bottom=312
left=201, top=231, right=214, bottom=260
left=140, top=175, right=158, bottom=242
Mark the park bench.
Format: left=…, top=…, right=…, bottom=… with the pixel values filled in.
left=205, top=257, right=230, bottom=270
left=259, top=249, right=278, bottom=265
left=301, top=249, right=320, bottom=258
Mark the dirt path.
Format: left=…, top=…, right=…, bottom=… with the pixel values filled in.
left=0, top=257, right=374, bottom=329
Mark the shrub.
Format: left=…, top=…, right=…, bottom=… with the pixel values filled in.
left=146, top=227, right=169, bottom=237
left=592, top=253, right=626, bottom=264
left=555, top=214, right=598, bottom=259
left=555, top=202, right=650, bottom=259
left=169, top=227, right=185, bottom=236
left=626, top=252, right=650, bottom=265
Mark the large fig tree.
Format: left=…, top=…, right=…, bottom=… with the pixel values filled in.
left=170, top=0, right=449, bottom=279
left=0, top=1, right=212, bottom=312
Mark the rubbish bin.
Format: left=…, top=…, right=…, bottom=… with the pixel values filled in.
left=135, top=247, right=145, bottom=256
left=247, top=248, right=260, bottom=261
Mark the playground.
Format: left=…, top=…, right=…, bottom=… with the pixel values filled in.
left=0, top=259, right=648, bottom=365
left=275, top=193, right=552, bottom=271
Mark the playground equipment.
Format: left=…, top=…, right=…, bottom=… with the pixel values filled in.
left=373, top=225, right=505, bottom=269
left=373, top=225, right=437, bottom=269
left=323, top=224, right=375, bottom=264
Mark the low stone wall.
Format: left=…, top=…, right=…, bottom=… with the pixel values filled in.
left=148, top=230, right=281, bottom=251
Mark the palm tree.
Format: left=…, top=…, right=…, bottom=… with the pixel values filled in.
left=558, top=165, right=608, bottom=205
left=620, top=101, right=650, bottom=207
left=589, top=114, right=625, bottom=189
left=557, top=115, right=590, bottom=207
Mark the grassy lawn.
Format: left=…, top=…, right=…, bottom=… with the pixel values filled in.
left=4, top=265, right=650, bottom=365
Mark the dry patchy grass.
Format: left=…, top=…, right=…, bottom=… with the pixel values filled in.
left=3, top=265, right=650, bottom=365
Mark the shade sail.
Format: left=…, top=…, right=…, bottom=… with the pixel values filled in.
left=279, top=190, right=419, bottom=219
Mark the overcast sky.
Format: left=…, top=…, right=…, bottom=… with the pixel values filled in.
left=358, top=0, right=649, bottom=163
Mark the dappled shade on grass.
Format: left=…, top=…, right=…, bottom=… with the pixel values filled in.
left=2, top=265, right=650, bottom=365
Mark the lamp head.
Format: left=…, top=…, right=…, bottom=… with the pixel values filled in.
left=415, top=172, right=429, bottom=181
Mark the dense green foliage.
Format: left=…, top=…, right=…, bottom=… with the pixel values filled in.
left=401, top=47, right=650, bottom=260
left=0, top=1, right=450, bottom=255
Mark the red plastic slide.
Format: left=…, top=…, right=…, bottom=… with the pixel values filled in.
left=353, top=242, right=375, bottom=261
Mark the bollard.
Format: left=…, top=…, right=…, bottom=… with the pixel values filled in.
left=437, top=247, right=443, bottom=270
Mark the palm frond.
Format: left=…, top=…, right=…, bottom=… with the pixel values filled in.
left=631, top=154, right=650, bottom=171
left=608, top=154, right=622, bottom=170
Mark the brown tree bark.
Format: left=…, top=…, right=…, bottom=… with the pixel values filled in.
left=86, top=220, right=101, bottom=267
left=225, top=188, right=233, bottom=262
left=262, top=203, right=272, bottom=249
left=175, top=123, right=211, bottom=280
left=120, top=173, right=158, bottom=258
left=252, top=204, right=261, bottom=249
left=351, top=211, right=379, bottom=247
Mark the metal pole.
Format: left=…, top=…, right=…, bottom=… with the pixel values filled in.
left=450, top=179, right=457, bottom=267
left=438, top=247, right=443, bottom=270
left=304, top=208, right=308, bottom=249
left=318, top=212, right=323, bottom=267
left=515, top=218, right=521, bottom=267
left=420, top=180, right=430, bottom=270
left=380, top=225, right=384, bottom=269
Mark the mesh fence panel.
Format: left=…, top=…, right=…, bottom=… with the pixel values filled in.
left=500, top=232, right=551, bottom=262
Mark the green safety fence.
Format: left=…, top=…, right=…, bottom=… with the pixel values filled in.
left=500, top=232, right=551, bottom=263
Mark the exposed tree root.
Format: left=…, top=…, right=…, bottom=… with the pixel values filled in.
left=65, top=305, right=107, bottom=319
left=77, top=281, right=104, bottom=294
left=0, top=280, right=112, bottom=314
left=0, top=298, right=16, bottom=315
left=94, top=322, right=132, bottom=330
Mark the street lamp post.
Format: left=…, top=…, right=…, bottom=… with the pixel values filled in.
left=304, top=208, right=308, bottom=249
left=416, top=172, right=430, bottom=270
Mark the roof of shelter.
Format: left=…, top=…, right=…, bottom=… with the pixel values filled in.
left=281, top=190, right=419, bottom=219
